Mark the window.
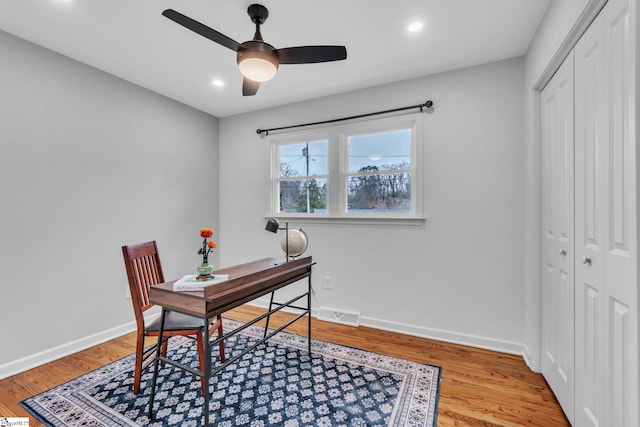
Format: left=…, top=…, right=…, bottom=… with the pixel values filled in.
left=345, top=128, right=413, bottom=214
left=277, top=139, right=328, bottom=214
left=269, top=113, right=423, bottom=220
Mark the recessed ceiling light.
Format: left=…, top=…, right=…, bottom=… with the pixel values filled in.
left=211, top=79, right=225, bottom=88
left=408, top=22, right=424, bottom=32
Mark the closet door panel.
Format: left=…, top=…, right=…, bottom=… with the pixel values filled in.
left=601, top=0, right=638, bottom=425
left=575, top=13, right=606, bottom=427
left=540, top=53, right=575, bottom=423
left=574, top=12, right=605, bottom=426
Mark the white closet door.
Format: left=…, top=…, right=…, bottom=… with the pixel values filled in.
left=574, top=9, right=605, bottom=427
left=575, top=0, right=639, bottom=425
left=600, top=0, right=639, bottom=425
left=540, top=52, right=575, bottom=424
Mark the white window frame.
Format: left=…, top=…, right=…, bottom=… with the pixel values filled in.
left=268, top=113, right=424, bottom=222
left=270, top=133, right=330, bottom=216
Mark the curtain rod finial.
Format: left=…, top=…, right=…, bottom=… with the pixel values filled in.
left=425, top=100, right=433, bottom=108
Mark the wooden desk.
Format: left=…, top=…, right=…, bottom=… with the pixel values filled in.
left=147, top=256, right=314, bottom=426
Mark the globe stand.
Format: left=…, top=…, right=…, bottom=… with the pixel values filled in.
left=284, top=222, right=289, bottom=262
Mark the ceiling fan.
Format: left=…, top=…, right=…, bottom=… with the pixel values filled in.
left=162, top=4, right=348, bottom=96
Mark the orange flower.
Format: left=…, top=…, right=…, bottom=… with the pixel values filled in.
left=198, top=227, right=217, bottom=265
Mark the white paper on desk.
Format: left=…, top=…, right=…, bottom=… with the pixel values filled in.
left=172, top=274, right=230, bottom=291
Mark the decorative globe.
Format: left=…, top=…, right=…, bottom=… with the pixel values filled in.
left=280, top=228, right=308, bottom=258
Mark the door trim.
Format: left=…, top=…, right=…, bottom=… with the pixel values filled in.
left=534, top=0, right=609, bottom=91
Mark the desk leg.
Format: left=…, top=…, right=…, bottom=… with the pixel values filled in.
left=147, top=307, right=167, bottom=420
left=202, top=318, right=211, bottom=427
left=307, top=275, right=312, bottom=355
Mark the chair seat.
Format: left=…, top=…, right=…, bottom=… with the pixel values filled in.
left=146, top=311, right=204, bottom=332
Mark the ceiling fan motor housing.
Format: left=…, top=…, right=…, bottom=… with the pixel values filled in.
left=237, top=41, right=279, bottom=82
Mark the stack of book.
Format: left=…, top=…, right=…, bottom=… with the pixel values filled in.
left=172, top=274, right=229, bottom=291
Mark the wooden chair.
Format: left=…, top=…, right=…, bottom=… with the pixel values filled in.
left=122, top=240, right=225, bottom=395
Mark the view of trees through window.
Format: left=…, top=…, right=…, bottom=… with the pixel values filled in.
left=346, top=129, right=412, bottom=213
left=347, top=165, right=411, bottom=212
left=273, top=120, right=418, bottom=217
left=279, top=177, right=327, bottom=213
left=278, top=140, right=327, bottom=213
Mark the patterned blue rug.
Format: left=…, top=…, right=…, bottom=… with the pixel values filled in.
left=21, top=319, right=441, bottom=426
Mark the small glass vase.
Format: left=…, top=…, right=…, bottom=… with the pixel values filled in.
left=197, top=263, right=214, bottom=279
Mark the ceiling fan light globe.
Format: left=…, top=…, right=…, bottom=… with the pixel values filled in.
left=238, top=57, right=278, bottom=82
left=237, top=41, right=279, bottom=82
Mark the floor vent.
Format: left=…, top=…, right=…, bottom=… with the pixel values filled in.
left=317, top=307, right=360, bottom=327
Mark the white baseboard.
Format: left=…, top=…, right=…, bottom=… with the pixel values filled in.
left=2, top=302, right=527, bottom=380
left=522, top=344, right=541, bottom=373
left=246, top=300, right=525, bottom=357
left=0, top=312, right=160, bottom=380
left=359, top=315, right=525, bottom=356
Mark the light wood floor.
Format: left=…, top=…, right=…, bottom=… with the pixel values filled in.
left=1, top=305, right=570, bottom=426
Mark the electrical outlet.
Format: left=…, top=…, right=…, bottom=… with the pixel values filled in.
left=324, top=276, right=332, bottom=289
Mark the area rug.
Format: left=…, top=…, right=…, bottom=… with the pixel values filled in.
left=21, top=319, right=441, bottom=426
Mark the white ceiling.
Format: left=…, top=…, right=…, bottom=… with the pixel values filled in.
left=0, top=0, right=550, bottom=117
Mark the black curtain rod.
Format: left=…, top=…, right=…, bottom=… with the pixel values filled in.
left=256, top=100, right=434, bottom=135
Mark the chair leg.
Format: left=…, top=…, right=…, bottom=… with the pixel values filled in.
left=160, top=338, right=168, bottom=367
left=133, top=333, right=145, bottom=395
left=195, top=331, right=207, bottom=395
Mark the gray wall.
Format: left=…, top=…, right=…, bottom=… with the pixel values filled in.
left=219, top=57, right=526, bottom=353
left=0, top=30, right=220, bottom=376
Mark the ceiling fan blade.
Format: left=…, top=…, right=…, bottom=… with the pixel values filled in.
left=243, top=78, right=260, bottom=96
left=276, top=46, right=347, bottom=64
left=162, top=9, right=240, bottom=52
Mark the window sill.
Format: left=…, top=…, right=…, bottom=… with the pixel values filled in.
left=264, top=215, right=428, bottom=227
